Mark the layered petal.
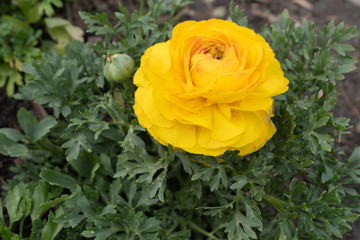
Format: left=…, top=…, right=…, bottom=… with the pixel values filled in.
left=133, top=19, right=288, bottom=157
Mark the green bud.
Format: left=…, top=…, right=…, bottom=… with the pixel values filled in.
left=103, top=53, right=135, bottom=82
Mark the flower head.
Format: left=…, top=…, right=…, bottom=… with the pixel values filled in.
left=133, top=19, right=289, bottom=156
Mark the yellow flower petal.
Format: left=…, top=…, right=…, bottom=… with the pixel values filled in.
left=133, top=19, right=288, bottom=157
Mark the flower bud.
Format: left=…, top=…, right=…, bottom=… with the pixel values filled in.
left=103, top=53, right=135, bottom=82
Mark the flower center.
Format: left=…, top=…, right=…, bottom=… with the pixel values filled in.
left=204, top=44, right=224, bottom=60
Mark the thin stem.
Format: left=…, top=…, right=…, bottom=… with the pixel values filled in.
left=186, top=220, right=221, bottom=240
left=122, top=79, right=134, bottom=93
left=138, top=0, right=145, bottom=39
left=263, top=193, right=287, bottom=216
left=235, top=190, right=241, bottom=213
left=165, top=222, right=179, bottom=237
left=113, top=29, right=128, bottom=49
left=139, top=0, right=145, bottom=16
left=19, top=217, right=25, bottom=238
left=35, top=138, right=63, bottom=156
left=173, top=164, right=186, bottom=186
left=106, top=20, right=128, bottom=48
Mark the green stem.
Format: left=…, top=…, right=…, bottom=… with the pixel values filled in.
left=165, top=222, right=179, bottom=236
left=186, top=220, right=221, bottom=240
left=138, top=0, right=145, bottom=39
left=19, top=217, right=25, bottom=238
left=139, top=0, right=145, bottom=16
left=35, top=138, right=63, bottom=156
left=122, top=79, right=134, bottom=94
left=277, top=134, right=301, bottom=148
left=107, top=22, right=128, bottom=48
left=109, top=121, right=130, bottom=129
left=263, top=193, right=288, bottom=216
left=173, top=164, right=186, bottom=187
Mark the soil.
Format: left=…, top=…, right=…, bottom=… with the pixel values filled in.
left=0, top=0, right=359, bottom=238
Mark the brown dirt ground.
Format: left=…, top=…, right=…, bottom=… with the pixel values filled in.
left=0, top=0, right=359, bottom=238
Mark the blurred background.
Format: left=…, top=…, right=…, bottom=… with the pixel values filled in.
left=0, top=0, right=359, bottom=238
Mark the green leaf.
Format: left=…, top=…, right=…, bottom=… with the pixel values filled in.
left=278, top=229, right=287, bottom=240
left=331, top=43, right=354, bottom=56
left=30, top=181, right=50, bottom=221
left=5, top=69, right=23, bottom=97
left=290, top=179, right=307, bottom=199
left=34, top=116, right=57, bottom=142
left=229, top=1, right=248, bottom=27
left=40, top=168, right=78, bottom=189
left=17, top=0, right=63, bottom=23
left=45, top=17, right=83, bottom=44
left=99, top=153, right=115, bottom=176
left=313, top=132, right=332, bottom=152
left=81, top=228, right=118, bottom=239
left=20, top=62, right=37, bottom=76
left=230, top=175, right=248, bottom=190
left=79, top=12, right=116, bottom=37
left=0, top=133, right=28, bottom=157
left=0, top=224, right=21, bottom=240
left=0, top=128, right=24, bottom=142
left=321, top=164, right=334, bottom=183
left=280, top=9, right=290, bottom=28
left=41, top=211, right=63, bottom=240
left=62, top=131, right=92, bottom=161
left=31, top=181, right=67, bottom=221
left=168, top=230, right=191, bottom=239
left=17, top=108, right=38, bottom=140
left=16, top=108, right=56, bottom=142
left=225, top=211, right=257, bottom=240
left=348, top=147, right=360, bottom=163
left=338, top=63, right=355, bottom=74
left=38, top=0, right=63, bottom=17
left=5, top=182, right=32, bottom=227
left=337, top=25, right=356, bottom=41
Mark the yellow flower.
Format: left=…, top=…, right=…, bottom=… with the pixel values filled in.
left=133, top=19, right=289, bottom=156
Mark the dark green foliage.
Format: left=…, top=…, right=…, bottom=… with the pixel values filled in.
left=0, top=2, right=359, bottom=240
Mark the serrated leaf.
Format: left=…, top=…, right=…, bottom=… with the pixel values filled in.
left=36, top=0, right=63, bottom=18
left=210, top=173, right=221, bottom=192
left=225, top=211, right=256, bottom=240
left=62, top=131, right=92, bottom=161
left=177, top=152, right=197, bottom=174
left=321, top=164, right=334, bottom=183
left=313, top=132, right=332, bottom=152
left=191, top=167, right=215, bottom=182
left=290, top=179, right=307, bottom=199
left=250, top=185, right=264, bottom=201
left=332, top=43, right=354, bottom=56
left=337, top=25, right=356, bottom=42
left=230, top=175, right=248, bottom=190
